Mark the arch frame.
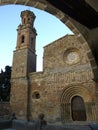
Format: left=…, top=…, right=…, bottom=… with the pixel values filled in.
left=0, top=0, right=97, bottom=80
left=60, top=84, right=97, bottom=123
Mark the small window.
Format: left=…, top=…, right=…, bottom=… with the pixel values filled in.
left=21, top=35, right=25, bottom=43
left=31, top=38, right=33, bottom=44
left=23, top=18, right=26, bottom=24
left=32, top=91, right=40, bottom=99
left=28, top=18, right=30, bottom=22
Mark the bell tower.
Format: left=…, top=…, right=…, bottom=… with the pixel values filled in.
left=11, top=10, right=37, bottom=120
left=12, top=10, right=37, bottom=78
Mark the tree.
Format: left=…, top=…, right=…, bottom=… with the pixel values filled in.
left=0, top=65, right=12, bottom=101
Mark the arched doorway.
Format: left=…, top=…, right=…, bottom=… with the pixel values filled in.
left=71, top=96, right=86, bottom=121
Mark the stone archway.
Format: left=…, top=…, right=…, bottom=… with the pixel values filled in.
left=60, top=85, right=96, bottom=123
left=0, top=0, right=98, bottom=122
left=71, top=96, right=86, bottom=121
left=0, top=0, right=97, bottom=80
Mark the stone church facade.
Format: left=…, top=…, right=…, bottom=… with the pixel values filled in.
left=10, top=10, right=97, bottom=123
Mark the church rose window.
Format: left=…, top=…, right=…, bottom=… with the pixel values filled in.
left=63, top=48, right=80, bottom=65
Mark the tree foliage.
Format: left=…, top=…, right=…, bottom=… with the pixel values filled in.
left=0, top=65, right=11, bottom=102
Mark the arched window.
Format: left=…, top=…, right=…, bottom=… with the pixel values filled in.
left=28, top=18, right=30, bottom=21
left=21, top=35, right=25, bottom=43
left=23, top=18, right=26, bottom=24
left=31, top=38, right=34, bottom=44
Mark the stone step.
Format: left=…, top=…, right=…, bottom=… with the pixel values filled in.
left=64, top=125, right=91, bottom=130
left=2, top=125, right=92, bottom=130
left=3, top=129, right=15, bottom=130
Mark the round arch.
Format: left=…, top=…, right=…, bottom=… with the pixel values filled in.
left=71, top=95, right=86, bottom=121
left=60, top=85, right=93, bottom=122
left=60, top=85, right=92, bottom=103
left=0, top=0, right=97, bottom=79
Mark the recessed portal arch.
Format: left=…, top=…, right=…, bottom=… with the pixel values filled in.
left=60, top=85, right=92, bottom=123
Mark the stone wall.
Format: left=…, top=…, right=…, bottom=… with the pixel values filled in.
left=0, top=102, right=11, bottom=119
left=29, top=35, right=97, bottom=123
left=10, top=77, right=29, bottom=120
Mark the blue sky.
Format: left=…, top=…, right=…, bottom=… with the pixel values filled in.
left=0, top=4, right=73, bottom=71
